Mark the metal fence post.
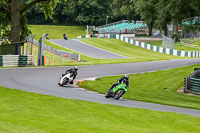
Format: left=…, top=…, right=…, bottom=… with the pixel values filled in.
left=37, top=33, right=47, bottom=66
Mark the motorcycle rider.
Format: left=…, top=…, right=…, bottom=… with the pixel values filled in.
left=108, top=74, right=129, bottom=93
left=63, top=66, right=78, bottom=84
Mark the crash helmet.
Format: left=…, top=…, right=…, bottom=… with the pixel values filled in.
left=74, top=66, right=78, bottom=71
left=124, top=74, right=129, bottom=80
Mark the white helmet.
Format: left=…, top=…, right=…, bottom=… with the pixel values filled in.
left=74, top=66, right=78, bottom=71
left=124, top=74, right=129, bottom=80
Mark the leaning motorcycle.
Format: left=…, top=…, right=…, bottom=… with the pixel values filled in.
left=58, top=72, right=73, bottom=86
left=105, top=82, right=128, bottom=100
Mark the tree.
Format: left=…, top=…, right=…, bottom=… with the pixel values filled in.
left=180, top=0, right=200, bottom=36
left=0, top=0, right=58, bottom=43
left=134, top=0, right=158, bottom=36
left=61, top=0, right=112, bottom=25
left=154, top=0, right=171, bottom=36
left=168, top=0, right=194, bottom=33
left=155, top=0, right=196, bottom=37
left=0, top=0, right=11, bottom=42
left=25, top=0, right=113, bottom=26
left=111, top=0, right=137, bottom=20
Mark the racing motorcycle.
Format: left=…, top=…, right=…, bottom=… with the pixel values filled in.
left=105, top=82, right=128, bottom=100
left=58, top=72, right=73, bottom=86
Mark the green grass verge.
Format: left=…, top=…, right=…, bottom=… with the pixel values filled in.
left=30, top=39, right=139, bottom=66
left=41, top=38, right=185, bottom=66
left=29, top=25, right=86, bottom=40
left=78, top=64, right=200, bottom=110
left=1, top=86, right=200, bottom=132
left=80, top=38, right=184, bottom=61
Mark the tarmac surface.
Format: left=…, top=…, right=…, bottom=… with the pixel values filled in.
left=1, top=59, right=200, bottom=117
left=48, top=39, right=128, bottom=59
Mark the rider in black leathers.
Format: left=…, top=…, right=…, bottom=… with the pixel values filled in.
left=63, top=66, right=78, bottom=84
left=109, top=74, right=129, bottom=92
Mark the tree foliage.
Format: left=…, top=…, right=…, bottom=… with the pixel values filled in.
left=0, top=0, right=11, bottom=41
left=111, top=0, right=136, bottom=20
left=134, top=0, right=158, bottom=36
left=26, top=0, right=113, bottom=25
left=2, top=0, right=200, bottom=43
left=0, top=0, right=59, bottom=43
left=111, top=0, right=200, bottom=36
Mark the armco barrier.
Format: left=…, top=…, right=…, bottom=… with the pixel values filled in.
left=33, top=40, right=80, bottom=61
left=0, top=55, right=33, bottom=67
left=109, top=34, right=200, bottom=57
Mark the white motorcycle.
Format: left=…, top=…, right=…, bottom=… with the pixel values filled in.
left=58, top=72, right=73, bottom=86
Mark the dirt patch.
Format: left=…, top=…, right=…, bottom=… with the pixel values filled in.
left=177, top=86, right=185, bottom=93
left=177, top=86, right=200, bottom=97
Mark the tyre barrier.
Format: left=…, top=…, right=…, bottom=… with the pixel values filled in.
left=184, top=68, right=200, bottom=95
left=0, top=55, right=33, bottom=67
left=0, top=56, right=2, bottom=67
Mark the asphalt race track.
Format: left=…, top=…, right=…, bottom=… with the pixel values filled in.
left=1, top=59, right=200, bottom=117
left=48, top=39, right=128, bottom=59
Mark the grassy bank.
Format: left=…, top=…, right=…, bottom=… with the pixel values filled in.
left=1, top=86, right=200, bottom=132
left=29, top=25, right=188, bottom=66
left=79, top=64, right=200, bottom=110
left=29, top=40, right=140, bottom=66
left=38, top=38, right=185, bottom=66
left=29, top=25, right=86, bottom=40
left=28, top=25, right=96, bottom=65
left=81, top=38, right=184, bottom=61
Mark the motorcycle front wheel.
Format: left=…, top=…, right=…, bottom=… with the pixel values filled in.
left=59, top=77, right=68, bottom=86
left=114, top=90, right=124, bottom=100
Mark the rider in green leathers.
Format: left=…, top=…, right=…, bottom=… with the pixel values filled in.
left=109, top=74, right=129, bottom=93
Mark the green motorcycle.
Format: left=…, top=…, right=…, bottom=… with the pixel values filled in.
left=105, top=82, right=128, bottom=100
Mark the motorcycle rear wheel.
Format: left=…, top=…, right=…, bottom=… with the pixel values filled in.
left=105, top=90, right=111, bottom=98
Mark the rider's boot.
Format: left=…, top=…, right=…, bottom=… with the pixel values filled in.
left=69, top=80, right=74, bottom=84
